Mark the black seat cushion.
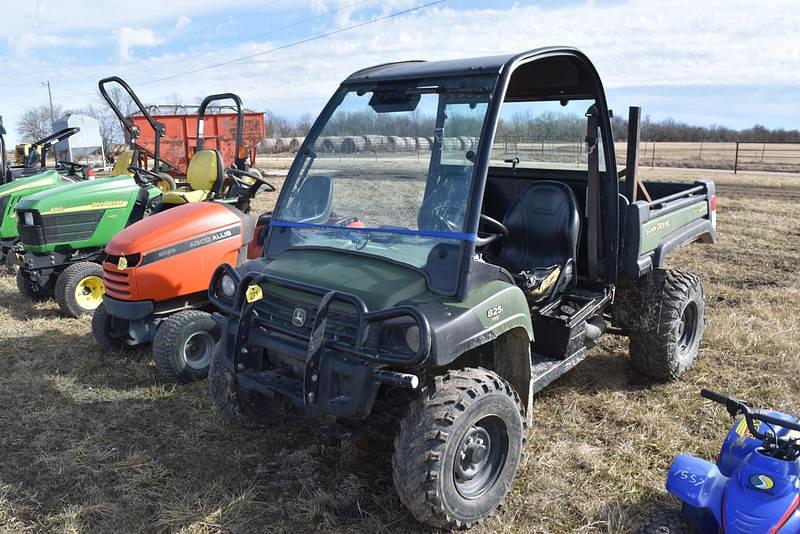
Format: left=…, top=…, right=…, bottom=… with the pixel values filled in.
left=495, top=181, right=580, bottom=273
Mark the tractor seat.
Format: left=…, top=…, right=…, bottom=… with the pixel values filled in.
left=111, top=150, right=136, bottom=177
left=491, top=181, right=580, bottom=302
left=161, top=149, right=224, bottom=205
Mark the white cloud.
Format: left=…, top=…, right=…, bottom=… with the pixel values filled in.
left=113, top=27, right=164, bottom=60
left=7, top=32, right=91, bottom=54
left=175, top=15, right=192, bottom=31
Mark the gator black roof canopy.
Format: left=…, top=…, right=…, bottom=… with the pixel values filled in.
left=343, top=47, right=598, bottom=100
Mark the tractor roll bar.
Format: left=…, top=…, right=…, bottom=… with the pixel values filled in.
left=98, top=76, right=165, bottom=170
left=196, top=93, right=245, bottom=173
left=29, top=127, right=81, bottom=168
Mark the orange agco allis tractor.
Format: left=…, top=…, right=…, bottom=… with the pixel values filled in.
left=92, top=93, right=275, bottom=381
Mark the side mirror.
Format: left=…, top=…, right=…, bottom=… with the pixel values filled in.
left=285, top=175, right=333, bottom=224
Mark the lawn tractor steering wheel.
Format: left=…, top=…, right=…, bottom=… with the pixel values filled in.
left=62, top=161, right=85, bottom=177
left=226, top=167, right=276, bottom=197
left=129, top=166, right=167, bottom=189
left=477, top=213, right=508, bottom=247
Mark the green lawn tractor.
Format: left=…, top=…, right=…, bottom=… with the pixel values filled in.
left=14, top=76, right=172, bottom=317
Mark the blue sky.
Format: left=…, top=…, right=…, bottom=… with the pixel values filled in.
left=1, top=0, right=798, bottom=145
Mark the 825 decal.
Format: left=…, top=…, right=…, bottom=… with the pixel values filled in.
left=486, top=305, right=503, bottom=319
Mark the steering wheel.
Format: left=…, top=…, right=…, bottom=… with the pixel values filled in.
left=128, top=166, right=165, bottom=188
left=226, top=167, right=275, bottom=195
left=477, top=213, right=508, bottom=247
left=61, top=161, right=85, bottom=177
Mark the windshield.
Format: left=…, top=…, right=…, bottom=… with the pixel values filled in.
left=269, top=76, right=494, bottom=292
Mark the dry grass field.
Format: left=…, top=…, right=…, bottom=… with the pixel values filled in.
left=1, top=165, right=799, bottom=533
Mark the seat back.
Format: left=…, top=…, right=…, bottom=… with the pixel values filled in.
left=187, top=149, right=224, bottom=193
left=497, top=181, right=580, bottom=272
left=111, top=150, right=135, bottom=177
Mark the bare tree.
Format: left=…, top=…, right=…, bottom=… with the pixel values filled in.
left=17, top=104, right=64, bottom=142
left=82, top=86, right=135, bottom=157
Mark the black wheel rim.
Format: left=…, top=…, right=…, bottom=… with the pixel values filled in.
left=183, top=331, right=215, bottom=370
left=677, top=302, right=698, bottom=355
left=453, top=415, right=509, bottom=500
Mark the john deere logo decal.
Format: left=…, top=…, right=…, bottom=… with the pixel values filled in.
left=292, top=308, right=307, bottom=327
left=750, top=474, right=775, bottom=491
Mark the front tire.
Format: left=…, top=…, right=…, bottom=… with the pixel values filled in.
left=92, top=303, right=136, bottom=351
left=152, top=310, right=217, bottom=382
left=640, top=508, right=693, bottom=533
left=629, top=269, right=705, bottom=381
left=16, top=270, right=52, bottom=302
left=392, top=368, right=526, bottom=530
left=208, top=341, right=287, bottom=427
left=55, top=262, right=105, bottom=317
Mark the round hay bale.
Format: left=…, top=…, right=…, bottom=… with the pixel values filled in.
left=289, top=137, right=305, bottom=152
left=257, top=138, right=276, bottom=154
left=415, top=137, right=431, bottom=151
left=387, top=136, right=407, bottom=152
left=341, top=136, right=367, bottom=153
left=403, top=137, right=417, bottom=151
left=363, top=135, right=387, bottom=151
left=456, top=137, right=470, bottom=150
left=442, top=137, right=461, bottom=151
left=275, top=137, right=292, bottom=153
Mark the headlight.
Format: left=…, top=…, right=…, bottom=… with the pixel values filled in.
left=220, top=274, right=237, bottom=298
left=379, top=321, right=421, bottom=355
left=23, top=212, right=34, bottom=226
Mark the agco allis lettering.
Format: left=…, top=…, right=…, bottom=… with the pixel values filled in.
left=189, top=229, right=233, bottom=249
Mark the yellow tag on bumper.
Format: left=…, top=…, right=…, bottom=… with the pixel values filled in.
left=245, top=285, right=263, bottom=303
left=117, top=256, right=128, bottom=270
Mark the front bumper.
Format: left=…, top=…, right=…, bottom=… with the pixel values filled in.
left=102, top=295, right=156, bottom=345
left=212, top=265, right=430, bottom=421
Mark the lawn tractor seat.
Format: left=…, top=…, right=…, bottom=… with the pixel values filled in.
left=161, top=149, right=223, bottom=205
left=492, top=181, right=579, bottom=302
left=110, top=150, right=136, bottom=177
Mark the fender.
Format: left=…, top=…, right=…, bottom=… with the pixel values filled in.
left=666, top=454, right=727, bottom=525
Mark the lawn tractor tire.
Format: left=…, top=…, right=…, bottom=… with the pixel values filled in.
left=208, top=340, right=289, bottom=427
left=16, top=270, right=52, bottom=302
left=92, top=303, right=135, bottom=352
left=156, top=173, right=176, bottom=193
left=392, top=367, right=526, bottom=530
left=640, top=508, right=693, bottom=533
left=4, top=252, right=18, bottom=275
left=153, top=310, right=217, bottom=382
left=55, top=262, right=105, bottom=317
left=629, top=268, right=705, bottom=381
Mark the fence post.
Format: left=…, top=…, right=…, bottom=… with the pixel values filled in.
left=761, top=142, right=766, bottom=162
left=699, top=141, right=703, bottom=160
left=651, top=139, right=656, bottom=168
left=734, top=141, right=739, bottom=174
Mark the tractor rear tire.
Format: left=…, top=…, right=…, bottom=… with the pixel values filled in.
left=92, top=303, right=135, bottom=352
left=640, top=508, right=693, bottom=533
left=629, top=269, right=705, bottom=381
left=156, top=173, right=176, bottom=192
left=16, top=270, right=52, bottom=302
left=55, top=262, right=105, bottom=317
left=153, top=310, right=217, bottom=382
left=208, top=340, right=288, bottom=427
left=392, top=368, right=526, bottom=530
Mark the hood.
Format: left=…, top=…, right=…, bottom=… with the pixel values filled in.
left=15, top=175, right=141, bottom=214
left=262, top=248, right=429, bottom=310
left=0, top=170, right=61, bottom=198
left=106, top=201, right=250, bottom=256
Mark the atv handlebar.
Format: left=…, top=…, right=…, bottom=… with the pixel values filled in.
left=701, top=389, right=800, bottom=459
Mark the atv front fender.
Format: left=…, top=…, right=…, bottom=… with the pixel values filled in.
left=666, top=454, right=727, bottom=525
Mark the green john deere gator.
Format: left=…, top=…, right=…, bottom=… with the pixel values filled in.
left=14, top=76, right=171, bottom=316
left=207, top=48, right=718, bottom=529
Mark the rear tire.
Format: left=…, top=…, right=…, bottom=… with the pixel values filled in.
left=392, top=368, right=526, bottom=530
left=16, top=270, right=52, bottom=302
left=156, top=173, right=176, bottom=192
left=629, top=269, right=705, bottom=381
left=153, top=310, right=216, bottom=382
left=208, top=341, right=288, bottom=427
left=55, top=262, right=105, bottom=317
left=92, top=303, right=135, bottom=352
left=640, top=508, right=693, bottom=533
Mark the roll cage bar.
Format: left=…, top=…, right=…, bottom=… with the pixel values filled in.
left=98, top=76, right=165, bottom=171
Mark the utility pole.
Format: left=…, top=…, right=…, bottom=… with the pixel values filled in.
left=42, top=80, right=54, bottom=126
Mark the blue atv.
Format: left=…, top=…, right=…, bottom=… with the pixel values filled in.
left=643, top=389, right=800, bottom=533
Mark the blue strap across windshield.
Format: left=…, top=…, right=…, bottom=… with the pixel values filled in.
left=271, top=220, right=477, bottom=242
